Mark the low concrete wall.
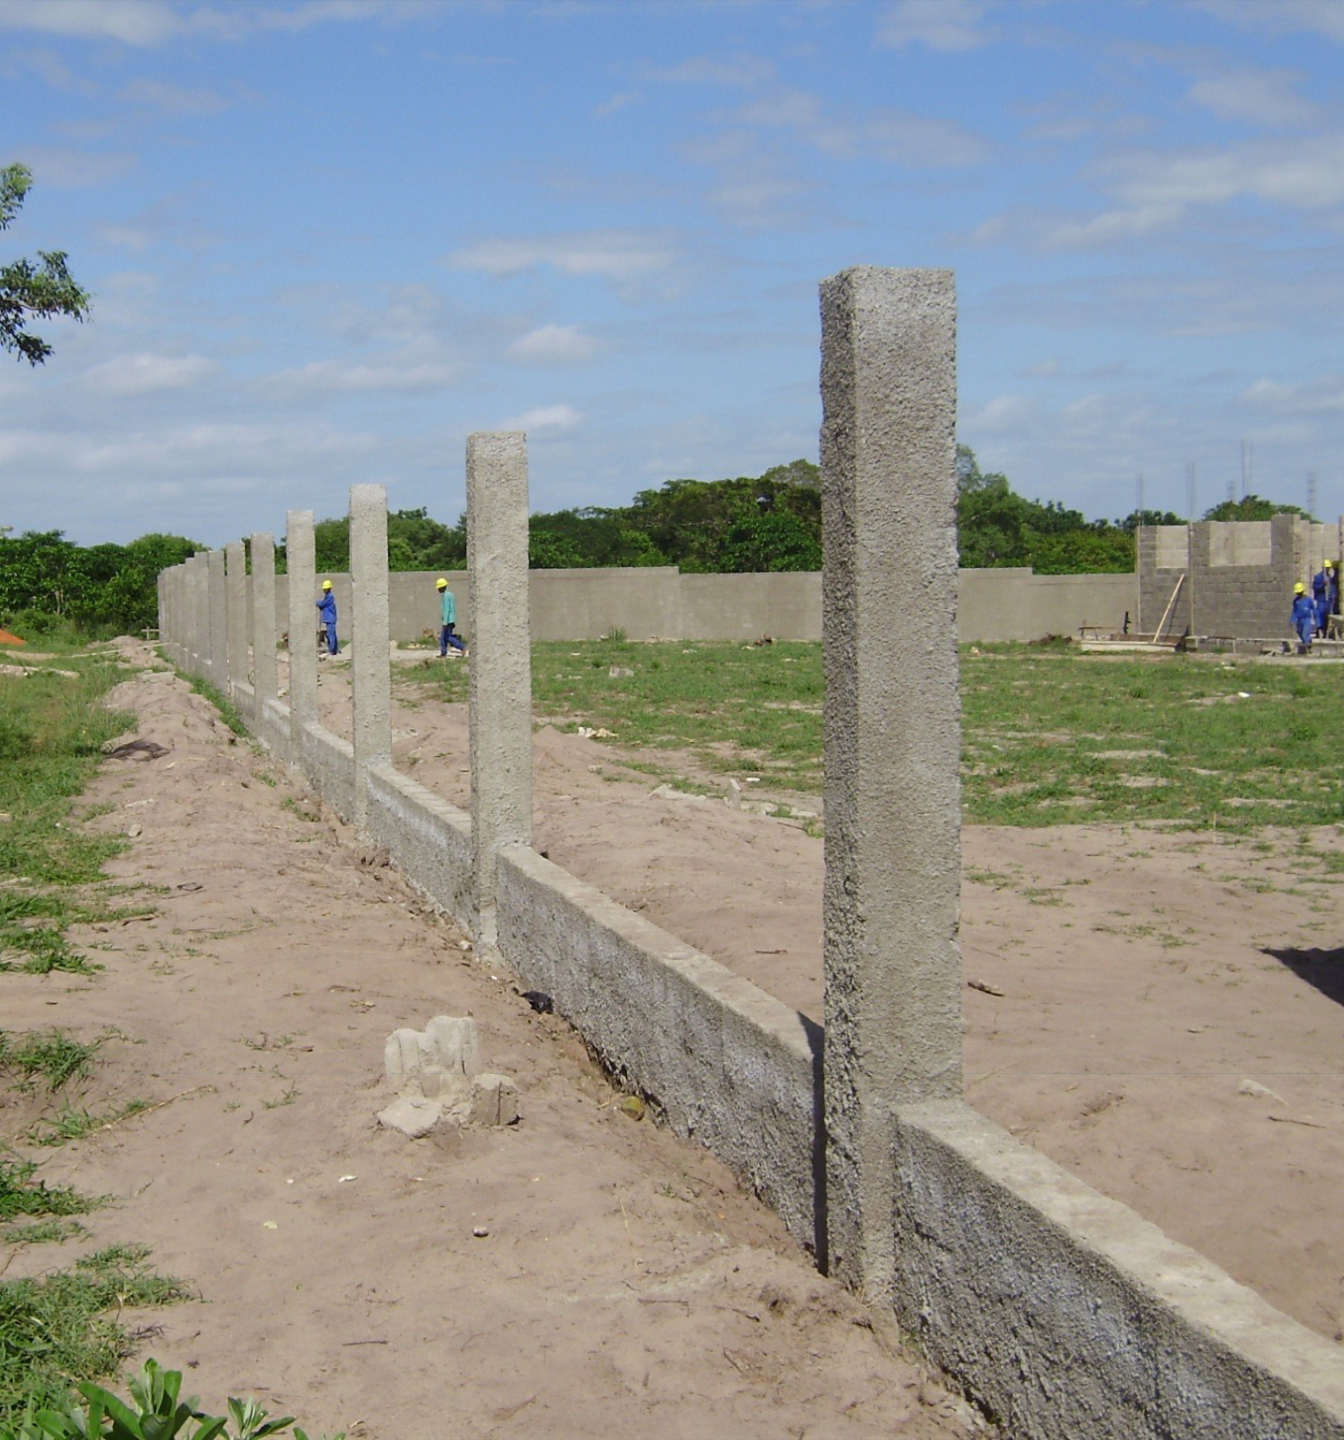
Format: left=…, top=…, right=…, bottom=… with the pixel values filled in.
left=891, top=1101, right=1344, bottom=1439
left=497, top=845, right=821, bottom=1252
left=272, top=567, right=1134, bottom=646
left=366, top=763, right=473, bottom=930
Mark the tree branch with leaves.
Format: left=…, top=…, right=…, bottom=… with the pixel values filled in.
left=1, top=164, right=90, bottom=365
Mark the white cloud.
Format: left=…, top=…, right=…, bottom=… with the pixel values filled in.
left=1240, top=376, right=1344, bottom=415
left=497, top=404, right=581, bottom=433
left=1106, top=133, right=1344, bottom=210
left=508, top=325, right=598, bottom=365
left=1188, top=70, right=1323, bottom=129
left=877, top=0, right=994, bottom=52
left=2, top=145, right=136, bottom=188
left=0, top=0, right=183, bottom=46
left=271, top=359, right=460, bottom=393
left=120, top=77, right=230, bottom=115
left=0, top=0, right=423, bottom=47
left=644, top=55, right=775, bottom=90
left=865, top=108, right=990, bottom=167
left=85, top=352, right=218, bottom=395
left=448, top=229, right=683, bottom=283
left=1197, top=0, right=1344, bottom=42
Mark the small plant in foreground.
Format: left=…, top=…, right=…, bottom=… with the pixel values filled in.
left=0, top=1360, right=344, bottom=1440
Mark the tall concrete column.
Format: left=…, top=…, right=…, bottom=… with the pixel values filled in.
left=820, top=267, right=962, bottom=1299
left=190, top=552, right=209, bottom=677
left=349, top=484, right=391, bottom=834
left=224, top=542, right=247, bottom=695
left=286, top=510, right=318, bottom=738
left=207, top=550, right=227, bottom=687
left=466, top=431, right=532, bottom=948
left=251, top=533, right=279, bottom=710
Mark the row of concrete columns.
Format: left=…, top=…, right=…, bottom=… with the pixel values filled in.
left=156, top=267, right=962, bottom=1302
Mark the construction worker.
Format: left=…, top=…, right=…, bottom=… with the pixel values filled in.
left=316, top=579, right=338, bottom=656
left=1292, top=582, right=1315, bottom=653
left=436, top=577, right=467, bottom=657
left=1311, top=559, right=1337, bottom=637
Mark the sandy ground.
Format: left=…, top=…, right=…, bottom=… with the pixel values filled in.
left=3, top=642, right=982, bottom=1440
left=318, top=646, right=1344, bottom=1348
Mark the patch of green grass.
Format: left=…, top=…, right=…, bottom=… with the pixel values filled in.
left=0, top=656, right=132, bottom=973
left=405, top=639, right=1344, bottom=832
left=0, top=1160, right=96, bottom=1225
left=0, top=1245, right=188, bottom=1426
left=0, top=1031, right=101, bottom=1092
left=180, top=672, right=248, bottom=737
left=28, top=1100, right=151, bottom=1148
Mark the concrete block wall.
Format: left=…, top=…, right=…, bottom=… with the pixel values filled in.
left=157, top=266, right=1344, bottom=1438
left=269, top=565, right=1130, bottom=647
left=1138, top=513, right=1344, bottom=640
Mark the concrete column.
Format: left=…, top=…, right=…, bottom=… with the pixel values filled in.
left=286, top=510, right=318, bottom=738
left=251, top=533, right=279, bottom=710
left=349, top=484, right=391, bottom=834
left=207, top=550, right=227, bottom=688
left=467, top=432, right=532, bottom=948
left=819, top=267, right=962, bottom=1298
left=224, top=542, right=247, bottom=695
left=189, top=552, right=209, bottom=677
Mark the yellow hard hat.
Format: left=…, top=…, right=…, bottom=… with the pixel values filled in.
left=1294, top=582, right=1307, bottom=593
left=322, top=580, right=332, bottom=590
left=1328, top=559, right=1337, bottom=568
left=436, top=577, right=448, bottom=589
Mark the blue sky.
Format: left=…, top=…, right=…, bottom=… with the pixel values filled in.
left=2, top=0, right=1342, bottom=547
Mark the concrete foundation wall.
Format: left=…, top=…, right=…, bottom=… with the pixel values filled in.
left=275, top=566, right=1133, bottom=645
left=891, top=1100, right=1344, bottom=1439
left=365, top=763, right=473, bottom=929
left=496, top=845, right=821, bottom=1251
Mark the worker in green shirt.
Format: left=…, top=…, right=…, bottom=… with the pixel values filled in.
left=436, top=577, right=467, bottom=658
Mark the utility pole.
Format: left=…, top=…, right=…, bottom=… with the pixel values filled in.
left=1308, top=471, right=1318, bottom=520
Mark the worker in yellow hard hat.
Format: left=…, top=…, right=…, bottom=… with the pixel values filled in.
left=1292, top=581, right=1315, bottom=653
left=1312, top=559, right=1338, bottom=638
left=316, top=579, right=338, bottom=655
left=436, top=577, right=467, bottom=658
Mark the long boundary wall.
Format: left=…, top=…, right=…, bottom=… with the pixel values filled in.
left=264, top=565, right=1131, bottom=647
left=157, top=271, right=1344, bottom=1440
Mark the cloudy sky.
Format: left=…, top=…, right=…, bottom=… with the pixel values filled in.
left=2, top=0, right=1342, bottom=546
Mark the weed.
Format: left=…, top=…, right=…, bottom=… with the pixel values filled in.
left=0, top=1160, right=96, bottom=1225
left=0, top=1031, right=101, bottom=1092
left=262, top=1084, right=299, bottom=1111
left=0, top=1249, right=189, bottom=1426
left=0, top=1358, right=345, bottom=1440
left=29, top=1100, right=151, bottom=1148
left=180, top=673, right=248, bottom=737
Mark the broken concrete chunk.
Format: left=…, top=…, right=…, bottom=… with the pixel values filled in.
left=376, top=1095, right=443, bottom=1139
left=470, top=1073, right=519, bottom=1127
left=425, top=1015, right=480, bottom=1079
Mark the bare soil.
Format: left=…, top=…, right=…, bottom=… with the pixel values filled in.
left=3, top=643, right=981, bottom=1440
left=358, top=650, right=1343, bottom=1349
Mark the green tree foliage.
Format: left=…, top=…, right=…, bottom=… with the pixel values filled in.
left=1, top=165, right=90, bottom=365
left=955, top=446, right=1135, bottom=574
left=0, top=531, right=199, bottom=635
left=1202, top=494, right=1313, bottom=523
left=310, top=508, right=465, bottom=574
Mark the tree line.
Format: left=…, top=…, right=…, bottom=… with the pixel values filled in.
left=0, top=454, right=1317, bottom=638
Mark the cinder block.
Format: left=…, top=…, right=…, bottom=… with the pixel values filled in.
left=469, top=1072, right=519, bottom=1127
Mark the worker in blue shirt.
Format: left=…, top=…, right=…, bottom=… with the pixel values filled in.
left=1292, top=582, right=1315, bottom=653
left=316, top=580, right=338, bottom=655
left=436, top=577, right=467, bottom=657
left=1311, top=559, right=1337, bottom=637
